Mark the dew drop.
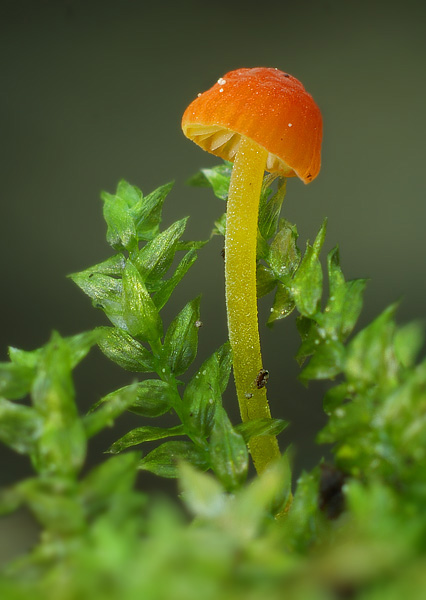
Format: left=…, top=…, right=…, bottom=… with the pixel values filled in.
left=217, top=77, right=227, bottom=85
left=288, top=123, right=293, bottom=127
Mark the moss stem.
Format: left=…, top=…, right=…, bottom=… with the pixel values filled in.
left=225, top=136, right=281, bottom=474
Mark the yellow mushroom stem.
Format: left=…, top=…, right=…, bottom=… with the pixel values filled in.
left=225, top=135, right=281, bottom=474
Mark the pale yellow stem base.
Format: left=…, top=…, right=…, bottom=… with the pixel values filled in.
left=225, top=136, right=281, bottom=474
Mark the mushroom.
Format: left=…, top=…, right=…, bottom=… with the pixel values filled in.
left=182, top=67, right=322, bottom=473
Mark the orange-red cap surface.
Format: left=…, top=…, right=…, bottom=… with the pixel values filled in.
left=182, top=67, right=322, bottom=183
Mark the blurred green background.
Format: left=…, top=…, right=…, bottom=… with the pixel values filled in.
left=1, top=0, right=425, bottom=501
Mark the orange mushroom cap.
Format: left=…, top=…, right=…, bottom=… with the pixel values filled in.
left=182, top=67, right=322, bottom=183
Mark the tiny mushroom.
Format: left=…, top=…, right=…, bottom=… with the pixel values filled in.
left=182, top=67, right=322, bottom=474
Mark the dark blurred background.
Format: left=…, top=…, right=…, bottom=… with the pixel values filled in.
left=1, top=0, right=425, bottom=532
